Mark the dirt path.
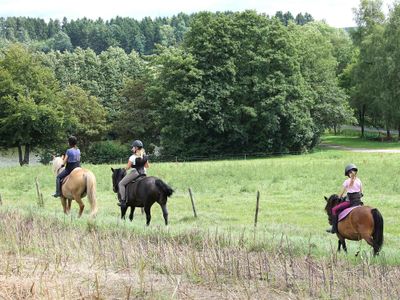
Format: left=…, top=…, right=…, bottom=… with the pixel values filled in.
left=320, top=143, right=400, bottom=153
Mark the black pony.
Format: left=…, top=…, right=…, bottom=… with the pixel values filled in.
left=111, top=168, right=174, bottom=225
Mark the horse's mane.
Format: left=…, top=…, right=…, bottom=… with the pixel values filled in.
left=52, top=156, right=64, bottom=176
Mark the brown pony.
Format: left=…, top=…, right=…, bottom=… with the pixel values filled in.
left=52, top=156, right=97, bottom=217
left=324, top=194, right=383, bottom=256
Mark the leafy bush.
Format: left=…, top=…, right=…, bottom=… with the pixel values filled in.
left=84, top=141, right=130, bottom=164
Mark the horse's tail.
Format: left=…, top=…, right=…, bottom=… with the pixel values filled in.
left=372, top=208, right=384, bottom=255
left=155, top=179, right=174, bottom=197
left=85, top=171, right=98, bottom=217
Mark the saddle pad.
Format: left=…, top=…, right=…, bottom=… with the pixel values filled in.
left=338, top=206, right=361, bottom=222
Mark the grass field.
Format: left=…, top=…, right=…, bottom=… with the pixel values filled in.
left=1, top=147, right=400, bottom=298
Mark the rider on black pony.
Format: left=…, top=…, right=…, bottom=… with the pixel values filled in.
left=117, top=140, right=149, bottom=207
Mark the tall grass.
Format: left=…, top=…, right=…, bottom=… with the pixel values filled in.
left=1, top=150, right=400, bottom=297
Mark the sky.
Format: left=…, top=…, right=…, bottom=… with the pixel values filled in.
left=0, top=0, right=393, bottom=28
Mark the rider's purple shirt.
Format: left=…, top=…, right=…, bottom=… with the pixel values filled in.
left=66, top=148, right=81, bottom=163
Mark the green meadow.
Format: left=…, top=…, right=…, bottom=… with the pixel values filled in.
left=1, top=147, right=399, bottom=261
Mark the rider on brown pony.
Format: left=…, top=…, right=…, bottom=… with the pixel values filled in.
left=326, top=163, right=363, bottom=234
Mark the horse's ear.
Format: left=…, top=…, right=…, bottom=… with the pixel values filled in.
left=52, top=155, right=55, bottom=159
left=324, top=196, right=328, bottom=201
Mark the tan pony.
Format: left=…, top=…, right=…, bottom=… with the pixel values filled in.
left=52, top=156, right=98, bottom=217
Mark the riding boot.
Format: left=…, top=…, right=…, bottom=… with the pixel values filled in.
left=332, top=214, right=339, bottom=233
left=118, top=198, right=127, bottom=208
left=53, top=178, right=61, bottom=198
left=326, top=215, right=339, bottom=234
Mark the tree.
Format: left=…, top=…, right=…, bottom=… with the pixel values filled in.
left=149, top=47, right=205, bottom=155
left=114, top=78, right=160, bottom=151
left=349, top=0, right=385, bottom=137
left=291, top=22, right=355, bottom=138
left=0, top=44, right=64, bottom=165
left=59, top=85, right=109, bottom=151
left=150, top=11, right=317, bottom=156
left=380, top=3, right=400, bottom=138
left=50, top=31, right=73, bottom=52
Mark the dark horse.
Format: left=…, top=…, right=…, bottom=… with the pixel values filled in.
left=324, top=194, right=384, bottom=256
left=111, top=168, right=173, bottom=225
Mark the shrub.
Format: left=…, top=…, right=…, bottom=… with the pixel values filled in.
left=84, top=141, right=130, bottom=164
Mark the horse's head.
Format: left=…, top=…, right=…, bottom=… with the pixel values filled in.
left=324, top=194, right=343, bottom=223
left=111, top=167, right=126, bottom=193
left=52, top=156, right=64, bottom=176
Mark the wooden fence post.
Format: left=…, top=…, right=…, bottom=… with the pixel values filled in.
left=188, top=188, right=198, bottom=218
left=35, top=177, right=44, bottom=208
left=254, top=191, right=260, bottom=227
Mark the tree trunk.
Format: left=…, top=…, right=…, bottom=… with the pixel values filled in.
left=18, top=144, right=30, bottom=166
left=18, top=145, right=24, bottom=166
left=360, top=105, right=366, bottom=138
left=23, top=144, right=30, bottom=165
left=398, top=125, right=400, bottom=141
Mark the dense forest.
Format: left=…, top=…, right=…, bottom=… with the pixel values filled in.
left=0, top=11, right=313, bottom=54
left=0, top=0, right=398, bottom=165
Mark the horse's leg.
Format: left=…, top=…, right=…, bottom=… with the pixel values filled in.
left=160, top=203, right=168, bottom=226
left=74, top=195, right=85, bottom=217
left=144, top=205, right=151, bottom=226
left=67, top=199, right=72, bottom=213
left=342, top=240, right=347, bottom=253
left=61, top=197, right=68, bottom=214
left=129, top=207, right=136, bottom=221
left=362, top=235, right=375, bottom=255
left=121, top=206, right=128, bottom=220
left=337, top=236, right=347, bottom=253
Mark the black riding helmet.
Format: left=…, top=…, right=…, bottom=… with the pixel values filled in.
left=345, top=163, right=358, bottom=176
left=68, top=135, right=77, bottom=147
left=131, top=140, right=143, bottom=148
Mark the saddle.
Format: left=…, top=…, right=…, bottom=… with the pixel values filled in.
left=128, top=173, right=146, bottom=185
left=60, top=167, right=83, bottom=185
left=335, top=193, right=364, bottom=221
